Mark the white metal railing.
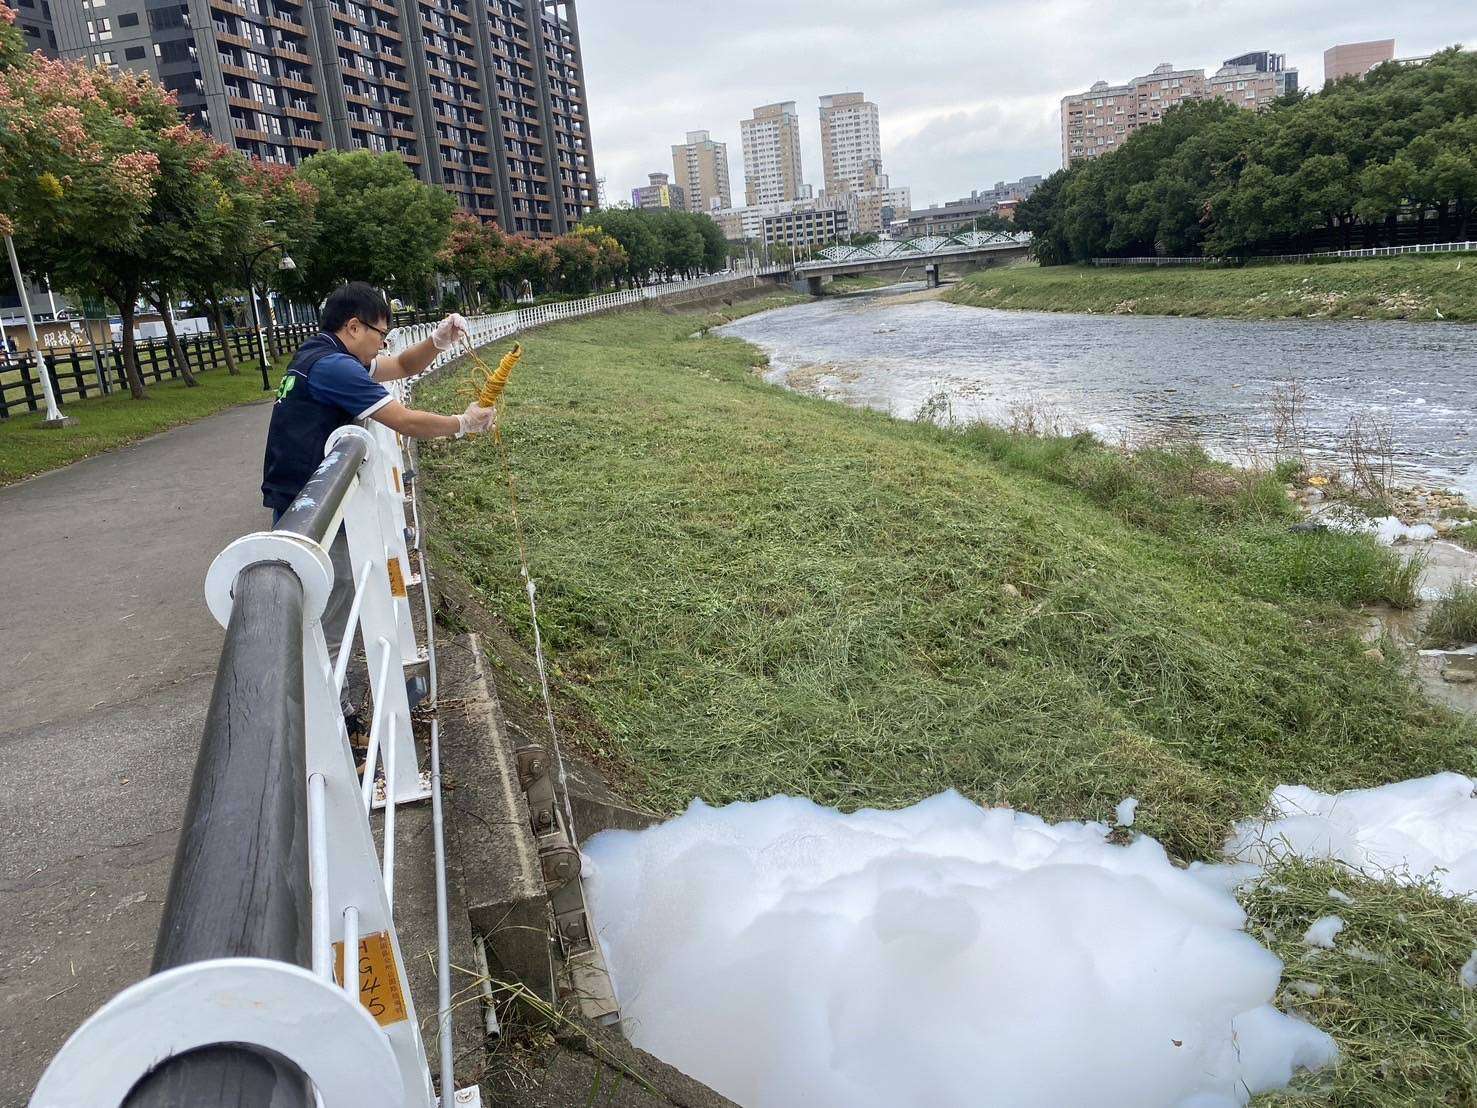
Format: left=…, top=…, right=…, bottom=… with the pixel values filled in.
left=1091, top=239, right=1477, bottom=266
left=32, top=354, right=444, bottom=1107
left=32, top=273, right=777, bottom=1107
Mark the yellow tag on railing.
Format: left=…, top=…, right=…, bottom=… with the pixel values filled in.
left=392, top=466, right=402, bottom=493
left=333, top=930, right=408, bottom=1027
left=387, top=557, right=407, bottom=598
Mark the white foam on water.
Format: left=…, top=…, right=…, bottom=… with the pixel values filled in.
left=584, top=791, right=1336, bottom=1108
left=1223, top=773, right=1477, bottom=897
left=1315, top=509, right=1439, bottom=546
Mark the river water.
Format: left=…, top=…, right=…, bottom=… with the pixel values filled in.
left=718, top=284, right=1477, bottom=497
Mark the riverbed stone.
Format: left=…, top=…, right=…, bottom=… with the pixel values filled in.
left=1441, top=655, right=1477, bottom=685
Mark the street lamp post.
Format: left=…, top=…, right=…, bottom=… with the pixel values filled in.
left=242, top=241, right=296, bottom=390
left=4, top=233, right=74, bottom=427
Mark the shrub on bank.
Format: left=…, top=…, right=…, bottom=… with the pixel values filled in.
left=956, top=425, right=1418, bottom=607
left=1423, top=584, right=1477, bottom=648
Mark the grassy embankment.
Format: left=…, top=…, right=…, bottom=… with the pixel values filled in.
left=945, top=253, right=1477, bottom=322
left=0, top=359, right=284, bottom=485
left=420, top=296, right=1476, bottom=1103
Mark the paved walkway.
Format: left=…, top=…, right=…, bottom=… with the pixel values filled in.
left=0, top=401, right=273, bottom=1103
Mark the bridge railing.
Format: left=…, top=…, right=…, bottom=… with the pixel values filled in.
left=797, top=230, right=1032, bottom=270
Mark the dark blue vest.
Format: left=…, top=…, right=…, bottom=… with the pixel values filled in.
left=261, top=333, right=363, bottom=512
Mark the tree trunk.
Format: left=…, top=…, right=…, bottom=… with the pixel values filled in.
left=208, top=292, right=240, bottom=375
left=154, top=293, right=199, bottom=387
left=263, top=290, right=278, bottom=364
left=117, top=300, right=146, bottom=399
left=77, top=302, right=107, bottom=395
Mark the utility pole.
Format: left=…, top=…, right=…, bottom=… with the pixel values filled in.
left=5, top=234, right=75, bottom=427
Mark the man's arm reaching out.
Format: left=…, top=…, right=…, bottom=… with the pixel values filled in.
left=371, top=313, right=470, bottom=382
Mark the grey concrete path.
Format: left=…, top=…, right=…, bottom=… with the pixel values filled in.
left=0, top=401, right=273, bottom=1105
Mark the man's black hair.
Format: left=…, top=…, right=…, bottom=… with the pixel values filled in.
left=321, top=282, right=391, bottom=333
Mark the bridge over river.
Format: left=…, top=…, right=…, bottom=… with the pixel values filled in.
left=792, top=230, right=1032, bottom=291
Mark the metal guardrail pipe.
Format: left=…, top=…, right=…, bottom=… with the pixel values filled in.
left=123, top=561, right=312, bottom=1107
left=273, top=434, right=369, bottom=544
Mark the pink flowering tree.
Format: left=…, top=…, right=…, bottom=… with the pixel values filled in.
left=0, top=42, right=175, bottom=397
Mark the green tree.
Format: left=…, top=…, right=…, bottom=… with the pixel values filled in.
left=438, top=211, right=492, bottom=306
left=550, top=229, right=599, bottom=294
left=1013, top=47, right=1477, bottom=261
left=691, top=212, right=728, bottom=272
left=1013, top=170, right=1072, bottom=265
left=295, top=150, right=454, bottom=302
left=580, top=208, right=663, bottom=285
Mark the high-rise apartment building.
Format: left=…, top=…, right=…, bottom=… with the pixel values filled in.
left=669, top=129, right=731, bottom=214
left=1061, top=51, right=1295, bottom=168
left=818, top=91, right=881, bottom=194
left=1061, top=63, right=1205, bottom=166
left=35, top=0, right=596, bottom=237
left=631, top=171, right=685, bottom=211
left=1223, top=51, right=1298, bottom=95
left=741, top=101, right=804, bottom=206
left=1324, top=40, right=1395, bottom=82
left=1209, top=52, right=1297, bottom=109
left=10, top=0, right=58, bottom=55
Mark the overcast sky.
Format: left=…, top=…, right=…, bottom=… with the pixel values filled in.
left=576, top=1, right=1472, bottom=211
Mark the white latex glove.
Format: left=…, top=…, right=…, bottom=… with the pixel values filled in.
left=431, top=312, right=470, bottom=351
left=456, top=402, right=495, bottom=437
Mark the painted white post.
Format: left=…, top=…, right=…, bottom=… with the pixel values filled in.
left=4, top=234, right=70, bottom=426
left=296, top=550, right=435, bottom=1107
left=327, top=426, right=426, bottom=805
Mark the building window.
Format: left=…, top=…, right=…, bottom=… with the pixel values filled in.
left=125, top=44, right=145, bottom=58
left=118, top=11, right=138, bottom=25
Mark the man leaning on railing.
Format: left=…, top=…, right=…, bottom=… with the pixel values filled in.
left=261, top=282, right=491, bottom=743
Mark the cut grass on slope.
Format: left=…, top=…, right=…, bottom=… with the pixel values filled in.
left=944, top=254, right=1477, bottom=322
left=419, top=300, right=1475, bottom=1105
left=419, top=303, right=1467, bottom=859
left=1245, top=860, right=1477, bottom=1107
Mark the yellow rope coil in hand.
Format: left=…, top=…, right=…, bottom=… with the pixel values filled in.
left=470, top=341, right=522, bottom=408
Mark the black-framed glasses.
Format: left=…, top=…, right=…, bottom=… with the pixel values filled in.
left=356, top=318, right=389, bottom=340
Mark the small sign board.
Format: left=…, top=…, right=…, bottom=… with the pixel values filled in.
left=387, top=557, right=408, bottom=598
left=333, top=930, right=409, bottom=1027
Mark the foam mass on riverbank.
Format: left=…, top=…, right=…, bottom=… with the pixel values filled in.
left=584, top=791, right=1340, bottom=1108
left=418, top=296, right=1477, bottom=1103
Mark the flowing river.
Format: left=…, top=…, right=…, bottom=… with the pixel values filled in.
left=718, top=283, right=1477, bottom=497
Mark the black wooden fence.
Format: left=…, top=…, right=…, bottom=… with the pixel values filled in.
left=0, top=309, right=437, bottom=420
